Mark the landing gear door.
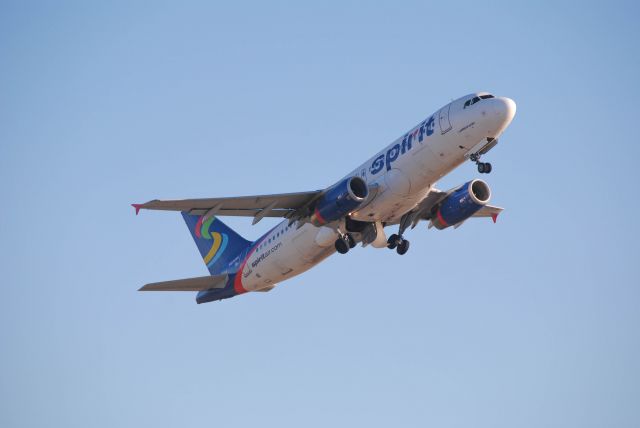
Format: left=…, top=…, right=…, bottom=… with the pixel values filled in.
left=439, top=104, right=452, bottom=134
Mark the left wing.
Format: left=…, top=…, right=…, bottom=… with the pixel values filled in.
left=132, top=190, right=322, bottom=224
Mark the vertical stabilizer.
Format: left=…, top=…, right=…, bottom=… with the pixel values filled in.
left=181, top=212, right=251, bottom=275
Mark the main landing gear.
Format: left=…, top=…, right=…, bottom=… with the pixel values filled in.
left=387, top=213, right=411, bottom=255
left=387, top=234, right=410, bottom=255
left=335, top=233, right=356, bottom=254
left=470, top=153, right=492, bottom=174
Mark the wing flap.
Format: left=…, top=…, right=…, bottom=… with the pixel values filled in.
left=186, top=208, right=288, bottom=218
left=139, top=274, right=228, bottom=291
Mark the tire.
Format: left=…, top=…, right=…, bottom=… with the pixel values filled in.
left=387, top=234, right=399, bottom=249
left=485, top=163, right=492, bottom=173
left=478, top=163, right=485, bottom=174
left=335, top=238, right=349, bottom=254
left=347, top=234, right=356, bottom=248
left=396, top=239, right=410, bottom=255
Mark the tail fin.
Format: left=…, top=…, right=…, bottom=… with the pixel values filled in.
left=181, top=212, right=251, bottom=275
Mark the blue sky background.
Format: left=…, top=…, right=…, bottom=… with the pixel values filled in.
left=1, top=1, right=639, bottom=427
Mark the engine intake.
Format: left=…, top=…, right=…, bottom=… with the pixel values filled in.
left=310, top=177, right=369, bottom=226
left=431, top=179, right=491, bottom=229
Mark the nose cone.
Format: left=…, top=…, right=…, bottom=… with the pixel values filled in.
left=487, top=96, right=516, bottom=137
left=495, top=97, right=516, bottom=125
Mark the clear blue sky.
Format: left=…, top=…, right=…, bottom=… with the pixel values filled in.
left=1, top=1, right=639, bottom=427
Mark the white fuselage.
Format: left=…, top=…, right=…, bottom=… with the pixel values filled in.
left=236, top=93, right=516, bottom=292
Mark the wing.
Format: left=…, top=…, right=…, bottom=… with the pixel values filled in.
left=471, top=204, right=503, bottom=222
left=139, top=274, right=228, bottom=291
left=387, top=188, right=504, bottom=228
left=416, top=188, right=503, bottom=220
left=132, top=190, right=322, bottom=224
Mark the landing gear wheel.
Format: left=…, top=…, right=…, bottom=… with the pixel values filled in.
left=347, top=234, right=356, bottom=249
left=472, top=152, right=493, bottom=174
left=335, top=237, right=350, bottom=254
left=396, top=239, right=410, bottom=255
left=387, top=234, right=399, bottom=249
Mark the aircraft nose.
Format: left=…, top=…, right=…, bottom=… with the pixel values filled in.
left=494, top=97, right=516, bottom=125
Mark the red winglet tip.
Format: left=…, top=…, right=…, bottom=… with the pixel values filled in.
left=491, top=213, right=498, bottom=223
left=131, top=204, right=142, bottom=215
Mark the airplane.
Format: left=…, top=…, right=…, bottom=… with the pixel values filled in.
left=133, top=92, right=516, bottom=304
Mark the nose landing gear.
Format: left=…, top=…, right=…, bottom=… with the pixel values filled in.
left=470, top=137, right=497, bottom=174
left=477, top=161, right=492, bottom=174
left=470, top=153, right=492, bottom=174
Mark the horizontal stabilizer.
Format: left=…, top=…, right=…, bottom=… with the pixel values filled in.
left=139, top=274, right=228, bottom=291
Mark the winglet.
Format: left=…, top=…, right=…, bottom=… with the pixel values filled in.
left=491, top=213, right=499, bottom=223
left=132, top=203, right=143, bottom=215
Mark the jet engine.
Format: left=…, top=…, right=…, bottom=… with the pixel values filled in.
left=310, top=177, right=369, bottom=226
left=431, top=179, right=491, bottom=229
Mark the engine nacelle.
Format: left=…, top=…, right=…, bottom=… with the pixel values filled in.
left=431, top=179, right=491, bottom=229
left=310, top=177, right=369, bottom=226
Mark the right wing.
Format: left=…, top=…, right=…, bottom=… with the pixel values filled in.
left=471, top=204, right=503, bottom=222
left=387, top=187, right=504, bottom=229
left=133, top=190, right=322, bottom=224
left=139, top=274, right=228, bottom=291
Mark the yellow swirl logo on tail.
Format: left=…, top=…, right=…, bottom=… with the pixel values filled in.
left=195, top=216, right=229, bottom=268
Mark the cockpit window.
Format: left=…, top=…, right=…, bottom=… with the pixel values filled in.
left=464, top=94, right=494, bottom=108
left=464, top=97, right=481, bottom=108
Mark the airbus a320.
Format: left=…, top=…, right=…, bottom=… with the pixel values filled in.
left=133, top=92, right=516, bottom=303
